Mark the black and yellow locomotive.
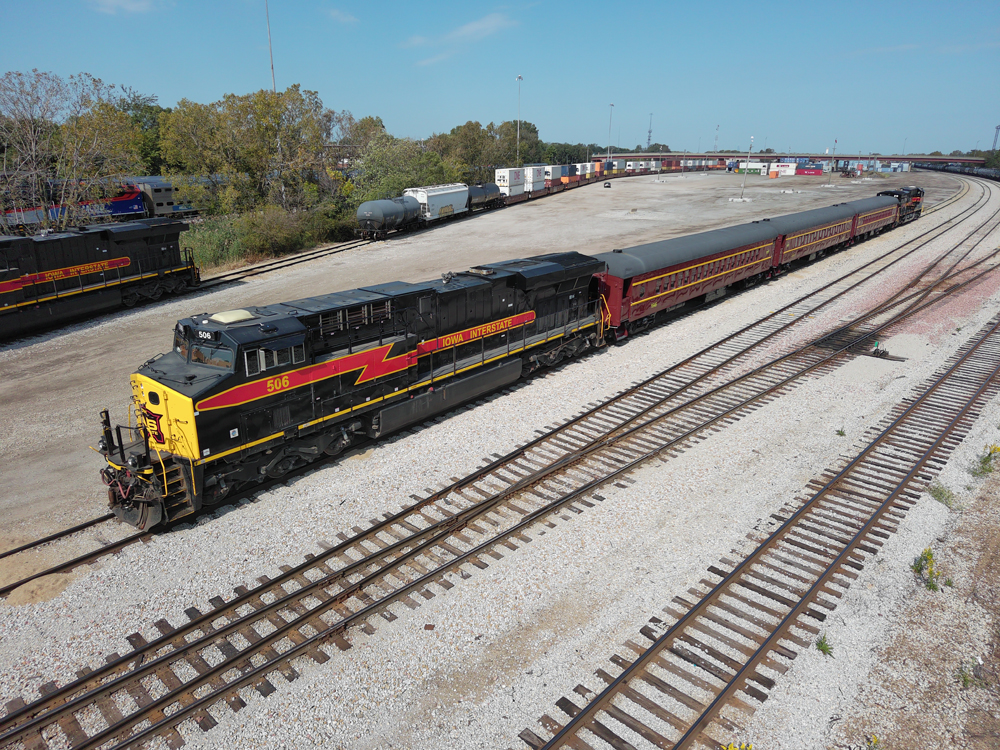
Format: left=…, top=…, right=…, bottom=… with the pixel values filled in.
left=99, top=252, right=604, bottom=529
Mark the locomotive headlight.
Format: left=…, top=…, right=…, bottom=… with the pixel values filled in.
left=127, top=455, right=139, bottom=469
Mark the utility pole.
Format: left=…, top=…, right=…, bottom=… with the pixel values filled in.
left=740, top=136, right=754, bottom=200
left=646, top=113, right=652, bottom=151
left=265, top=0, right=276, bottom=93
left=713, top=124, right=719, bottom=153
left=515, top=75, right=523, bottom=164
left=993, top=124, right=1000, bottom=151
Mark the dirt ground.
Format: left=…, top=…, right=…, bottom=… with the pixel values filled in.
left=0, top=170, right=955, bottom=582
left=828, top=468, right=1000, bottom=750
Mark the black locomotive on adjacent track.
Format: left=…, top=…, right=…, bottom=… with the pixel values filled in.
left=99, top=188, right=924, bottom=530
left=0, top=218, right=198, bottom=340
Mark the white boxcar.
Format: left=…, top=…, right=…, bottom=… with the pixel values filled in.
left=495, top=168, right=524, bottom=186
left=545, top=165, right=565, bottom=180
left=402, top=183, right=469, bottom=220
left=500, top=183, right=525, bottom=197
left=525, top=166, right=545, bottom=183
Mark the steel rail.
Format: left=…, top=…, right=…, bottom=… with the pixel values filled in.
left=5, top=232, right=996, bottom=750
left=674, top=318, right=1000, bottom=748
left=1, top=181, right=995, bottom=745
left=536, top=308, right=1000, bottom=750
left=0, top=514, right=113, bottom=562
left=101, top=261, right=1000, bottom=750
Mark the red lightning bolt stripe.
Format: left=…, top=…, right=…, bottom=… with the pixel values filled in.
left=193, top=310, right=537, bottom=413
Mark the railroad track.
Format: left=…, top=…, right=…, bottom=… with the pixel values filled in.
left=3, top=177, right=990, bottom=604
left=521, top=310, right=1000, bottom=750
left=1, top=181, right=996, bottom=749
left=197, top=237, right=370, bottom=290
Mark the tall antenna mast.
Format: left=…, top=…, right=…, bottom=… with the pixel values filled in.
left=646, top=113, right=653, bottom=151
left=265, top=0, right=276, bottom=93
left=713, top=124, right=719, bottom=153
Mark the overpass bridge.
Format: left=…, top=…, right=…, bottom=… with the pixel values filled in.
left=602, top=152, right=986, bottom=166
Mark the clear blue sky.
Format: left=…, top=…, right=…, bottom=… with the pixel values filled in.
left=4, top=0, right=998, bottom=156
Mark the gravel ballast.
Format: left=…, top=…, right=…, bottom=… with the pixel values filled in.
left=2, top=173, right=998, bottom=750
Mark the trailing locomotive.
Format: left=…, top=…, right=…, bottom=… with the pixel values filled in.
left=99, top=188, right=923, bottom=530
left=1, top=218, right=198, bottom=340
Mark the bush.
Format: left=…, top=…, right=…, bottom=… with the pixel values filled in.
left=183, top=202, right=355, bottom=272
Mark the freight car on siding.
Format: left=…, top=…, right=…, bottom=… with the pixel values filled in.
left=0, top=218, right=198, bottom=340
left=99, top=252, right=603, bottom=529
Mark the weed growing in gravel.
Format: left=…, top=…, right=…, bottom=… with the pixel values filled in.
left=912, top=548, right=943, bottom=591
left=970, top=444, right=1000, bottom=477
left=927, top=481, right=955, bottom=508
left=836, top=427, right=846, bottom=436
left=816, top=632, right=834, bottom=657
left=956, top=661, right=987, bottom=689
left=945, top=577, right=954, bottom=587
left=867, top=736, right=882, bottom=750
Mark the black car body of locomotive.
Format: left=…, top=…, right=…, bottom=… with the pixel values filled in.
left=99, top=252, right=603, bottom=529
left=0, top=218, right=197, bottom=340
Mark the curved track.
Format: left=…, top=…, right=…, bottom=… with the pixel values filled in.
left=1, top=178, right=997, bottom=749
left=524, top=310, right=1000, bottom=750
left=0, top=176, right=990, bottom=601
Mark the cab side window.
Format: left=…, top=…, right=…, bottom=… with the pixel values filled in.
left=244, top=344, right=305, bottom=376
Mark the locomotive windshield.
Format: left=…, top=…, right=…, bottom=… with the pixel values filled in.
left=172, top=329, right=234, bottom=369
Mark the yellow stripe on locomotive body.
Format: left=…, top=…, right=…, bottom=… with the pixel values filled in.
left=132, top=372, right=200, bottom=461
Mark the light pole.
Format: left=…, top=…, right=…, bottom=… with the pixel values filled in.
left=739, top=136, right=754, bottom=200
left=607, top=104, right=614, bottom=162
left=902, top=137, right=907, bottom=157
left=265, top=0, right=276, bottom=93
left=516, top=75, right=523, bottom=165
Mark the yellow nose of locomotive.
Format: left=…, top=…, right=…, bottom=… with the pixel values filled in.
left=131, top=373, right=200, bottom=461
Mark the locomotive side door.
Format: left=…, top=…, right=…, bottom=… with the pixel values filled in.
left=0, top=246, right=25, bottom=307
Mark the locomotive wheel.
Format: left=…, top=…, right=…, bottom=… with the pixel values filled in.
left=115, top=499, right=163, bottom=531
left=149, top=285, right=164, bottom=300
left=266, top=456, right=298, bottom=478
left=122, top=291, right=140, bottom=307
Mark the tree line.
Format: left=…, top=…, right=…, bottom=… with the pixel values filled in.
left=3, top=68, right=995, bottom=239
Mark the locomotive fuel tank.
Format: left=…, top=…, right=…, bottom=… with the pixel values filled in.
left=356, top=195, right=421, bottom=232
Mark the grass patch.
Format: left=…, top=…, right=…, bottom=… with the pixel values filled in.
left=956, top=660, right=987, bottom=689
left=836, top=427, right=846, bottom=436
left=928, top=481, right=955, bottom=508
left=970, top=444, right=1000, bottom=478
left=184, top=203, right=356, bottom=272
left=816, top=632, right=834, bottom=657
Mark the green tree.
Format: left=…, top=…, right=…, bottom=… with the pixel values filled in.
left=0, top=69, right=142, bottom=232
left=160, top=85, right=338, bottom=214
left=352, top=131, right=449, bottom=204
left=118, top=87, right=170, bottom=174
